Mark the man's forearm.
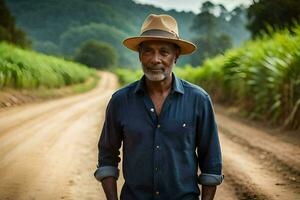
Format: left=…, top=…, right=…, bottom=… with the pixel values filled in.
left=201, top=185, right=217, bottom=200
left=101, top=176, right=118, bottom=200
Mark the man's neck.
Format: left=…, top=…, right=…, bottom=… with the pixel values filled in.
left=145, top=74, right=172, bottom=95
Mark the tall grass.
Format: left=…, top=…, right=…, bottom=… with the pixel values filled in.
left=0, top=42, right=97, bottom=90
left=184, top=26, right=300, bottom=130
left=114, top=68, right=143, bottom=85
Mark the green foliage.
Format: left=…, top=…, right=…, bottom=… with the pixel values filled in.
left=0, top=0, right=30, bottom=47
left=247, top=0, right=300, bottom=37
left=191, top=1, right=250, bottom=46
left=192, top=26, right=300, bottom=130
left=177, top=56, right=226, bottom=100
left=59, top=23, right=127, bottom=55
left=59, top=23, right=134, bottom=66
left=190, top=34, right=232, bottom=65
left=75, top=40, right=118, bottom=69
left=6, top=0, right=136, bottom=43
left=190, top=1, right=249, bottom=66
left=0, top=42, right=96, bottom=89
left=192, top=9, right=218, bottom=35
left=114, top=68, right=143, bottom=86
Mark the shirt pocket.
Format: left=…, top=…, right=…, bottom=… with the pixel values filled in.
left=161, top=119, right=196, bottom=150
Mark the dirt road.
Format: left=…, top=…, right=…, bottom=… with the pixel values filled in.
left=0, top=72, right=299, bottom=200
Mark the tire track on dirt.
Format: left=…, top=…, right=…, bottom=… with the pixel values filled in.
left=220, top=132, right=300, bottom=199
left=215, top=110, right=300, bottom=175
left=217, top=110, right=300, bottom=200
left=220, top=125, right=300, bottom=185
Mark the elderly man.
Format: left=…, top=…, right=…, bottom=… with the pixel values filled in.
left=94, top=14, right=224, bottom=200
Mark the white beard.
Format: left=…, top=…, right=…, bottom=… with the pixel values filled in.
left=143, top=70, right=167, bottom=81
left=142, top=63, right=174, bottom=82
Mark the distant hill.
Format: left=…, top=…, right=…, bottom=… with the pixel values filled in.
left=5, top=0, right=195, bottom=67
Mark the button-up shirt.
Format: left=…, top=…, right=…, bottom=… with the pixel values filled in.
left=94, top=73, right=223, bottom=200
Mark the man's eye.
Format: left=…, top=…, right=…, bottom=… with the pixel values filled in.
left=161, top=50, right=169, bottom=55
left=143, top=49, right=152, bottom=53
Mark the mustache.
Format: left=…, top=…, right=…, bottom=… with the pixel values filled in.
left=144, top=64, right=165, bottom=71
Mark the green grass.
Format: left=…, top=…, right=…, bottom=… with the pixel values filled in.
left=114, top=68, right=143, bottom=85
left=0, top=42, right=97, bottom=90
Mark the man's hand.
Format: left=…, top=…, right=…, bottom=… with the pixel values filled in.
left=201, top=185, right=217, bottom=200
left=101, top=176, right=118, bottom=200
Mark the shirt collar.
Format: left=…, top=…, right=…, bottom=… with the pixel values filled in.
left=134, top=73, right=185, bottom=95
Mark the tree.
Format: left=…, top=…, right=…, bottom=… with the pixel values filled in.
left=201, top=1, right=215, bottom=13
left=59, top=23, right=135, bottom=66
left=74, top=40, right=118, bottom=69
left=0, top=0, right=30, bottom=47
left=191, top=1, right=218, bottom=38
left=190, top=1, right=232, bottom=66
left=59, top=23, right=127, bottom=55
left=190, top=34, right=231, bottom=66
left=247, top=0, right=300, bottom=37
left=227, top=7, right=251, bottom=46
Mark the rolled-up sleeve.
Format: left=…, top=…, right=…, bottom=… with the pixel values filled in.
left=196, top=95, right=224, bottom=186
left=94, top=95, right=123, bottom=182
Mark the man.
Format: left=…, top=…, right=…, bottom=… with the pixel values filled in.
left=94, top=14, right=224, bottom=200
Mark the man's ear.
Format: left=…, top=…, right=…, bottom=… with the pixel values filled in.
left=175, top=51, right=180, bottom=64
left=138, top=44, right=143, bottom=61
left=138, top=51, right=142, bottom=62
left=138, top=43, right=142, bottom=61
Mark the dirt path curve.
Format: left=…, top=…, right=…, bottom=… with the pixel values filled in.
left=0, top=72, right=299, bottom=200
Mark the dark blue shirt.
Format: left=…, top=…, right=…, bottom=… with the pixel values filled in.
left=94, top=73, right=223, bottom=200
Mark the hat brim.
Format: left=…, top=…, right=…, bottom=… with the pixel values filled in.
left=123, top=36, right=197, bottom=55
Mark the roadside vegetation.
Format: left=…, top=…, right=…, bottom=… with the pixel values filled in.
left=0, top=42, right=97, bottom=90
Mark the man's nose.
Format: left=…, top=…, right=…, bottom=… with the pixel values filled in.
left=151, top=52, right=162, bottom=64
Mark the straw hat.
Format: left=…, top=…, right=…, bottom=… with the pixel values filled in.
left=123, top=14, right=196, bottom=55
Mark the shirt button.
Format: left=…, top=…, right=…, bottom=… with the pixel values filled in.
left=155, top=191, right=160, bottom=195
left=150, top=108, right=155, bottom=112
left=157, top=124, right=161, bottom=128
left=155, top=167, right=158, bottom=171
left=156, top=145, right=160, bottom=149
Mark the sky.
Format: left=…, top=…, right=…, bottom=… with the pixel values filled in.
left=133, top=0, right=253, bottom=13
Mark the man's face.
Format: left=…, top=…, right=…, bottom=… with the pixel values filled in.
left=139, top=40, right=179, bottom=82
